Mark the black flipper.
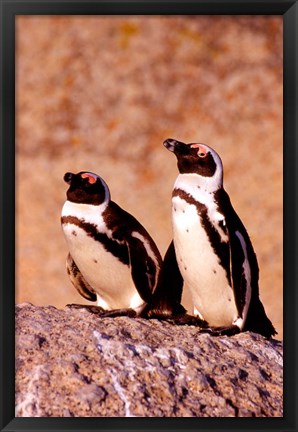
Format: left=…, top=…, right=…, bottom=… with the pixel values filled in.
left=228, top=230, right=276, bottom=337
left=66, top=254, right=97, bottom=302
left=141, top=241, right=186, bottom=318
left=126, top=236, right=159, bottom=304
left=226, top=227, right=247, bottom=319
left=216, top=189, right=276, bottom=338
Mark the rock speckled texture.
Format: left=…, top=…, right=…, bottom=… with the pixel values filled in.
left=15, top=303, right=283, bottom=417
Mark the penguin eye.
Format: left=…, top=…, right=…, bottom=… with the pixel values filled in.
left=190, top=143, right=208, bottom=158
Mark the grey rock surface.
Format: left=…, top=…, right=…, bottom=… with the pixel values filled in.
left=15, top=303, right=283, bottom=417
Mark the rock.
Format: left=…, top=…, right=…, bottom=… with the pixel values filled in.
left=15, top=303, right=283, bottom=417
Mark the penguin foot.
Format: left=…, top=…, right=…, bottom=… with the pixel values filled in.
left=65, top=304, right=105, bottom=314
left=164, top=313, right=208, bottom=327
left=140, top=303, right=186, bottom=320
left=199, top=325, right=240, bottom=337
left=98, top=308, right=137, bottom=318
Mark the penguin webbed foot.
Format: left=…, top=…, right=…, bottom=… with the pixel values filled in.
left=140, top=303, right=187, bottom=320
left=199, top=324, right=240, bottom=337
left=65, top=304, right=137, bottom=318
left=65, top=304, right=105, bottom=314
left=163, top=313, right=208, bottom=327
left=98, top=308, right=137, bottom=318
left=140, top=303, right=208, bottom=328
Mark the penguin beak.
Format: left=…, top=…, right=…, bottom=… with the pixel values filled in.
left=64, top=172, right=74, bottom=185
left=163, top=138, right=188, bottom=155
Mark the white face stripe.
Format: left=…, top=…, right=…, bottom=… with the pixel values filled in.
left=190, top=143, right=208, bottom=157
left=81, top=172, right=97, bottom=184
left=195, top=144, right=223, bottom=168
left=62, top=176, right=112, bottom=235
left=187, top=143, right=224, bottom=191
left=98, top=176, right=111, bottom=202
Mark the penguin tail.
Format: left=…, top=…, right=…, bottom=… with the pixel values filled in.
left=140, top=298, right=186, bottom=319
left=244, top=296, right=277, bottom=338
left=140, top=240, right=186, bottom=319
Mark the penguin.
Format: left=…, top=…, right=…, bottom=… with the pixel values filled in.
left=145, top=138, right=276, bottom=338
left=61, top=171, right=162, bottom=317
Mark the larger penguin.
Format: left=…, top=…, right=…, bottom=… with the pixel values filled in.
left=147, top=138, right=276, bottom=338
left=61, top=171, right=162, bottom=316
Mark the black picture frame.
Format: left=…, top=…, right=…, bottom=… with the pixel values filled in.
left=1, top=0, right=297, bottom=431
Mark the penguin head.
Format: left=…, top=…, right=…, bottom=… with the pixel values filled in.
left=164, top=138, right=223, bottom=190
left=64, top=171, right=111, bottom=205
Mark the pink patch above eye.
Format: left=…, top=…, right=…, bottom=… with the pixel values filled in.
left=81, top=173, right=97, bottom=184
left=190, top=143, right=207, bottom=156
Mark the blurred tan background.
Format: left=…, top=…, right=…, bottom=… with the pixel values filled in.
left=16, top=16, right=283, bottom=337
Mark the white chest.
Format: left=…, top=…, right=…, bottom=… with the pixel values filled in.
left=61, top=202, right=144, bottom=310
left=172, top=195, right=238, bottom=326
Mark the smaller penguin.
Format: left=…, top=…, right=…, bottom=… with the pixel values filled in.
left=61, top=171, right=162, bottom=317
left=146, top=138, right=276, bottom=338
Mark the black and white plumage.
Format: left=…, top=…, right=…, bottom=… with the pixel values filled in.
left=61, top=171, right=162, bottom=316
left=147, top=138, right=276, bottom=338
